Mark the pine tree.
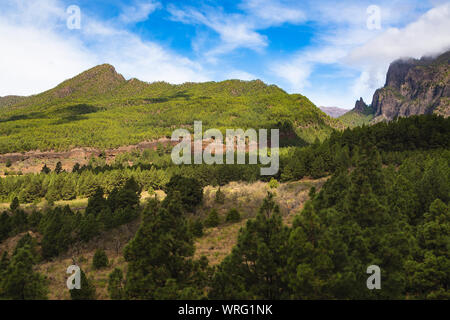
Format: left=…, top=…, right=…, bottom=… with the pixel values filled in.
left=225, top=208, right=240, bottom=223
left=92, top=249, right=109, bottom=270
left=0, top=251, right=9, bottom=274
left=70, top=268, right=96, bottom=300
left=41, top=164, right=51, bottom=174
left=107, top=268, right=124, bottom=300
left=1, top=245, right=47, bottom=299
left=10, top=197, right=19, bottom=212
left=72, top=163, right=81, bottom=173
left=124, top=193, right=201, bottom=299
left=85, top=187, right=108, bottom=216
left=0, top=212, right=12, bottom=242
left=205, top=209, right=220, bottom=228
left=214, top=187, right=225, bottom=204
left=189, top=219, right=204, bottom=237
left=54, top=161, right=63, bottom=174
left=164, top=175, right=203, bottom=212
left=210, top=192, right=290, bottom=299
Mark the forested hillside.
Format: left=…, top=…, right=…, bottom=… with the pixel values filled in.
left=0, top=64, right=338, bottom=154
left=0, top=114, right=448, bottom=300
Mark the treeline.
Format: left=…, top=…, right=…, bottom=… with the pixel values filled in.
left=0, top=178, right=141, bottom=259
left=280, top=115, right=450, bottom=180
left=0, top=174, right=205, bottom=300
left=1, top=115, right=448, bottom=205
left=0, top=115, right=449, bottom=299
left=0, top=162, right=262, bottom=204
left=117, top=148, right=449, bottom=300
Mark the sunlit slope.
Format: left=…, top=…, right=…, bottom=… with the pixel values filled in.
left=0, top=64, right=339, bottom=153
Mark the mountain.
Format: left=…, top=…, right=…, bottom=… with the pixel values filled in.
left=0, top=64, right=339, bottom=154
left=319, top=106, right=349, bottom=118
left=339, top=50, right=450, bottom=127
left=371, top=50, right=450, bottom=122
left=338, top=97, right=375, bottom=127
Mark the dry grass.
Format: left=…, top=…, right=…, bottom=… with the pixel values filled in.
left=1, top=177, right=329, bottom=299
left=194, top=177, right=328, bottom=264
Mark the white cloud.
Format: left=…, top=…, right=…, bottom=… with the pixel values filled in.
left=0, top=0, right=210, bottom=96
left=346, top=2, right=450, bottom=102
left=226, top=70, right=258, bottom=81
left=168, top=5, right=268, bottom=56
left=270, top=46, right=348, bottom=91
left=0, top=0, right=96, bottom=96
left=268, top=1, right=450, bottom=108
left=118, top=1, right=161, bottom=24
left=168, top=0, right=306, bottom=57
left=347, top=3, right=450, bottom=66
left=239, top=0, right=305, bottom=26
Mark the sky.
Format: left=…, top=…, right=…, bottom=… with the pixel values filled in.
left=1, top=0, right=450, bottom=109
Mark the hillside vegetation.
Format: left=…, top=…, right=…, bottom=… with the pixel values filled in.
left=0, top=65, right=339, bottom=154
left=0, top=114, right=448, bottom=300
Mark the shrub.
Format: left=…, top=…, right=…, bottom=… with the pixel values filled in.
left=108, top=268, right=124, bottom=300
left=215, top=188, right=225, bottom=204
left=92, top=249, right=109, bottom=270
left=226, top=208, right=241, bottom=223
left=189, top=219, right=204, bottom=237
left=10, top=197, right=19, bottom=212
left=205, top=209, right=220, bottom=228
left=268, top=178, right=279, bottom=189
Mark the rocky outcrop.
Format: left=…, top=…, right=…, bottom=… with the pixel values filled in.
left=354, top=97, right=370, bottom=113
left=371, top=50, right=450, bottom=121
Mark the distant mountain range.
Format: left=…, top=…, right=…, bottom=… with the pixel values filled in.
left=319, top=107, right=350, bottom=118
left=340, top=50, right=450, bottom=126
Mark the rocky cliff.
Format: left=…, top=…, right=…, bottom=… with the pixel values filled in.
left=370, top=50, right=450, bottom=121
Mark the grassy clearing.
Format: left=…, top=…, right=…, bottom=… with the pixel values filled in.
left=1, top=177, right=327, bottom=299
left=194, top=177, right=328, bottom=265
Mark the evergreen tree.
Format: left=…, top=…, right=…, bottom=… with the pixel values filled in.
left=10, top=197, right=19, bottom=212
left=124, top=194, right=204, bottom=299
left=226, top=208, right=241, bottom=223
left=92, top=249, right=109, bottom=270
left=0, top=212, right=12, bottom=242
left=72, top=163, right=81, bottom=173
left=189, top=219, right=204, bottom=238
left=1, top=245, right=47, bottom=299
left=205, top=209, right=220, bottom=228
left=85, top=187, right=108, bottom=216
left=69, top=268, right=96, bottom=300
left=0, top=251, right=9, bottom=274
left=41, top=164, right=51, bottom=174
left=108, top=268, right=124, bottom=300
left=164, top=175, right=203, bottom=212
left=54, top=161, right=63, bottom=174
left=210, top=192, right=290, bottom=299
left=214, top=187, right=225, bottom=204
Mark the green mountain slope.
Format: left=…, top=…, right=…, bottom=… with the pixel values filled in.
left=338, top=97, right=375, bottom=128
left=0, top=65, right=339, bottom=153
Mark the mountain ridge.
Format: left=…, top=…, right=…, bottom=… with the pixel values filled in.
left=339, top=50, right=450, bottom=127
left=371, top=50, right=449, bottom=121
left=0, top=64, right=339, bottom=154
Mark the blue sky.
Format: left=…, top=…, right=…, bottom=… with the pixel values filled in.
left=1, top=0, right=450, bottom=109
